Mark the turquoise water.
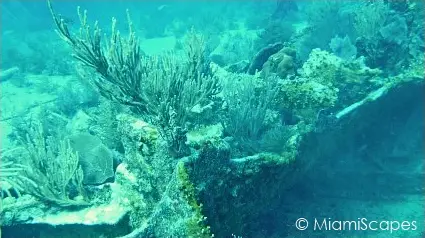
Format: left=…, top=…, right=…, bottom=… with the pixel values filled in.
left=1, top=1, right=424, bottom=237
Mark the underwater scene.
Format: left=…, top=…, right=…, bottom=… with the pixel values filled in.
left=0, top=0, right=424, bottom=237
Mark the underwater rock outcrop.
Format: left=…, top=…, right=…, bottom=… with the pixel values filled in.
left=247, top=42, right=283, bottom=74
left=261, top=46, right=297, bottom=79
left=0, top=67, right=19, bottom=82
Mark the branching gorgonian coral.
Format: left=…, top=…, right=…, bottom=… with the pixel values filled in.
left=47, top=0, right=220, bottom=157
left=19, top=123, right=89, bottom=207
left=0, top=157, right=34, bottom=198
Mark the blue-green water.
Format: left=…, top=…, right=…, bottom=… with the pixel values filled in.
left=1, top=1, right=424, bottom=237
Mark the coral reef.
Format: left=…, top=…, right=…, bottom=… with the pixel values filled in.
left=48, top=1, right=220, bottom=157
left=1, top=1, right=423, bottom=237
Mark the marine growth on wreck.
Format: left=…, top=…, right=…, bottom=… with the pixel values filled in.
left=1, top=0, right=424, bottom=237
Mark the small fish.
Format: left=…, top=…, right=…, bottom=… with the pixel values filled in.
left=157, top=4, right=169, bottom=11
left=58, top=14, right=75, bottom=25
